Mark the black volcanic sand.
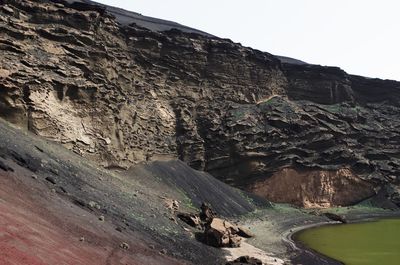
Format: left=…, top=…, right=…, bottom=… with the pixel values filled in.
left=126, top=160, right=268, bottom=216
left=0, top=119, right=242, bottom=264
left=1, top=118, right=400, bottom=265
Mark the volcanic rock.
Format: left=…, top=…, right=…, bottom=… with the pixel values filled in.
left=324, top=212, right=347, bottom=223
left=1, top=0, right=400, bottom=208
left=226, top=256, right=263, bottom=265
left=204, top=218, right=242, bottom=248
left=120, top=242, right=129, bottom=250
left=45, top=176, right=57, bottom=184
left=164, top=198, right=180, bottom=212
left=177, top=212, right=201, bottom=228
left=200, top=202, right=216, bottom=223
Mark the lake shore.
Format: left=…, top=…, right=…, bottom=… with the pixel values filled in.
left=236, top=205, right=400, bottom=265
left=285, top=210, right=400, bottom=265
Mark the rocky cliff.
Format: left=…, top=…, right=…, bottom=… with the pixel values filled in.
left=1, top=0, right=400, bottom=207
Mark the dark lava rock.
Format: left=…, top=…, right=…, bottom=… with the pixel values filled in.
left=177, top=212, right=201, bottom=228
left=226, top=256, right=263, bottom=265
left=200, top=202, right=216, bottom=223
left=324, top=213, right=347, bottom=223
left=73, top=199, right=86, bottom=207
left=1, top=0, right=400, bottom=208
left=45, top=176, right=57, bottom=185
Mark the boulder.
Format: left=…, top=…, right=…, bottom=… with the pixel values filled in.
left=324, top=212, right=347, bottom=223
left=200, top=202, right=216, bottom=223
left=226, top=256, right=263, bottom=265
left=164, top=198, right=180, bottom=212
left=204, top=218, right=241, bottom=248
left=177, top=212, right=201, bottom=228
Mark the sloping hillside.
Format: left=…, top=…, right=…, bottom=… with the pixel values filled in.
left=0, top=117, right=262, bottom=264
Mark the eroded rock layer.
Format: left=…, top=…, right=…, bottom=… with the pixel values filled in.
left=1, top=0, right=400, bottom=207
left=249, top=168, right=375, bottom=208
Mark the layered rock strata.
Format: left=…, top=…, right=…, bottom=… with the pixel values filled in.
left=1, top=0, right=400, bottom=207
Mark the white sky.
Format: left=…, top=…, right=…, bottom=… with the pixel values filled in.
left=95, top=0, right=400, bottom=81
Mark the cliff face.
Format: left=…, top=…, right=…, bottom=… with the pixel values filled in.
left=1, top=0, right=400, bottom=207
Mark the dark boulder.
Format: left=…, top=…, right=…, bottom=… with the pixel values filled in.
left=324, top=213, right=347, bottom=223
left=177, top=212, right=201, bottom=228
left=200, top=202, right=216, bottom=223
left=226, top=256, right=263, bottom=265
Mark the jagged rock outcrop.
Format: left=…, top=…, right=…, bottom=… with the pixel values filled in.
left=204, top=218, right=242, bottom=248
left=1, top=0, right=400, bottom=207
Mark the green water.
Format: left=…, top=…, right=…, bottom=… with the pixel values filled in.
left=295, top=219, right=400, bottom=265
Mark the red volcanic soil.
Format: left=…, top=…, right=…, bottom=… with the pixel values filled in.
left=0, top=169, right=183, bottom=265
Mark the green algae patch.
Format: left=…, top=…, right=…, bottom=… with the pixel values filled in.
left=295, top=218, right=400, bottom=265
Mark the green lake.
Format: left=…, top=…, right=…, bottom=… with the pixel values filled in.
left=295, top=218, right=400, bottom=265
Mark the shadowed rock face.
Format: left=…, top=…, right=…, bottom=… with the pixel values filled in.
left=1, top=0, right=400, bottom=207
